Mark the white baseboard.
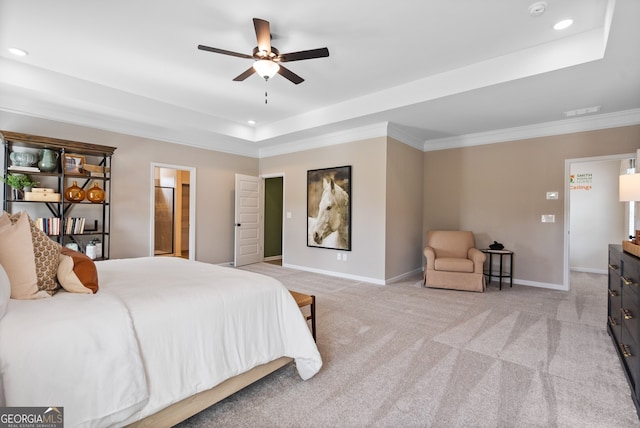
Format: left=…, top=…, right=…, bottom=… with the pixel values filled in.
left=237, top=260, right=569, bottom=291
left=282, top=263, right=386, bottom=285
left=513, top=278, right=568, bottom=291
left=570, top=267, right=607, bottom=275
left=385, top=268, right=423, bottom=284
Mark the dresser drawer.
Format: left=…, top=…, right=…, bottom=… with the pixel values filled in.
left=621, top=323, right=640, bottom=391
left=610, top=269, right=622, bottom=299
left=611, top=247, right=622, bottom=272
left=622, top=253, right=640, bottom=299
left=621, top=301, right=640, bottom=346
left=610, top=246, right=624, bottom=339
left=609, top=290, right=622, bottom=339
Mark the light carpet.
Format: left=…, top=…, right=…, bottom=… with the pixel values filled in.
left=175, top=264, right=639, bottom=427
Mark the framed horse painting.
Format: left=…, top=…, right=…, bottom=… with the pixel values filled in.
left=307, top=165, right=352, bottom=251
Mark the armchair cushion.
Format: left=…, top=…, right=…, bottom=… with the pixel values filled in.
left=434, top=258, right=473, bottom=273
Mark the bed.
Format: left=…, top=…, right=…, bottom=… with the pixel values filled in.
left=0, top=256, right=322, bottom=427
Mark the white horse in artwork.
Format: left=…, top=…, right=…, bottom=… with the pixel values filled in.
left=311, top=177, right=349, bottom=249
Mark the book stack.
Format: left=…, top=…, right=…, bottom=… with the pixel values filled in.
left=8, top=165, right=40, bottom=173
left=35, top=217, right=61, bottom=235
left=64, top=217, right=86, bottom=234
left=24, top=188, right=61, bottom=202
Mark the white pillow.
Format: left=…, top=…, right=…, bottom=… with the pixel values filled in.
left=0, top=264, right=10, bottom=320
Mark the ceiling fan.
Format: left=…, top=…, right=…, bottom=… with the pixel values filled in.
left=197, top=18, right=329, bottom=84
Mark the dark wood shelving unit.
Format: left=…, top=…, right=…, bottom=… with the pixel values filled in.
left=2, top=131, right=116, bottom=260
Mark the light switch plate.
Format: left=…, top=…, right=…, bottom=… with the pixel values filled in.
left=546, top=191, right=558, bottom=200
left=541, top=214, right=555, bottom=223
left=286, top=212, right=292, bottom=219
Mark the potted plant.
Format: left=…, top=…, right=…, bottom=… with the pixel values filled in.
left=0, top=173, right=39, bottom=200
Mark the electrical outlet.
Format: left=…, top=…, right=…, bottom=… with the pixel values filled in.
left=337, top=253, right=341, bottom=261
left=342, top=253, right=347, bottom=261
left=541, top=214, right=555, bottom=223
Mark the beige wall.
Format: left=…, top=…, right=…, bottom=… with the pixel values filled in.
left=385, top=138, right=424, bottom=280
left=424, top=125, right=640, bottom=287
left=4, top=109, right=639, bottom=287
left=260, top=137, right=388, bottom=282
left=0, top=112, right=258, bottom=263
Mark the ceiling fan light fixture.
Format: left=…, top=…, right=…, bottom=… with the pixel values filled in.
left=253, top=60, right=280, bottom=79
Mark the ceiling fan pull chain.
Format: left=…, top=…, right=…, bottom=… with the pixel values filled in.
left=264, top=79, right=268, bottom=104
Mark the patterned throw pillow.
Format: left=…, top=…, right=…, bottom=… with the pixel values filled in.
left=7, top=212, right=62, bottom=295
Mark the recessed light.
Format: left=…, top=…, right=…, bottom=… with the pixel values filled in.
left=553, top=19, right=573, bottom=30
left=8, top=47, right=28, bottom=56
left=248, top=120, right=256, bottom=125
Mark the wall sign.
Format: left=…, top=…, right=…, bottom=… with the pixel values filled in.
left=570, top=173, right=593, bottom=191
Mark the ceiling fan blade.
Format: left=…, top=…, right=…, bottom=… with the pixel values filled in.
left=278, top=65, right=304, bottom=84
left=233, top=67, right=256, bottom=81
left=279, top=47, right=329, bottom=62
left=253, top=18, right=272, bottom=55
left=198, top=45, right=253, bottom=59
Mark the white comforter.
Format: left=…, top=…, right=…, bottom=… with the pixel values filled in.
left=0, top=257, right=322, bottom=427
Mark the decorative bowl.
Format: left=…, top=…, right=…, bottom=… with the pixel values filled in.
left=10, top=151, right=38, bottom=167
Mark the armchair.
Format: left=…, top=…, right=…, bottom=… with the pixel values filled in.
left=423, top=230, right=486, bottom=292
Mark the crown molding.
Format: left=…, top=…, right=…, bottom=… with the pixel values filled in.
left=258, top=122, right=389, bottom=158
left=387, top=123, right=425, bottom=150
left=423, top=108, right=640, bottom=152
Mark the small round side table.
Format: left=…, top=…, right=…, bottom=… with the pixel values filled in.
left=481, top=249, right=513, bottom=290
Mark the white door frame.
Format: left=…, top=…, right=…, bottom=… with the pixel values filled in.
left=563, top=152, right=634, bottom=289
left=150, top=162, right=196, bottom=260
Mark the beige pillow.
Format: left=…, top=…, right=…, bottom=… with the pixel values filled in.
left=58, top=247, right=99, bottom=294
left=6, top=212, right=61, bottom=295
left=0, top=264, right=10, bottom=320
left=0, top=211, right=49, bottom=299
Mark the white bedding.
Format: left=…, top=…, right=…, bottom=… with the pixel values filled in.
left=0, top=257, right=322, bottom=427
left=0, top=284, right=148, bottom=427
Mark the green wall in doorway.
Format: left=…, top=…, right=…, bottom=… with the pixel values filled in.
left=264, top=177, right=283, bottom=257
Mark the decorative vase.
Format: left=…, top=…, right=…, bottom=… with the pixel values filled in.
left=64, top=181, right=85, bottom=201
left=38, top=149, right=59, bottom=172
left=86, top=182, right=105, bottom=203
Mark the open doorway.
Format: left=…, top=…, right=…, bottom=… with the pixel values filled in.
left=264, top=176, right=283, bottom=264
left=263, top=175, right=284, bottom=265
left=564, top=153, right=634, bottom=288
left=151, top=163, right=196, bottom=260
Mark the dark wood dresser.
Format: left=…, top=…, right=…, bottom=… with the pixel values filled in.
left=608, top=244, right=640, bottom=416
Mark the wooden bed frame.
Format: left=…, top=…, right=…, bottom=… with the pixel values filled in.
left=126, top=357, right=293, bottom=427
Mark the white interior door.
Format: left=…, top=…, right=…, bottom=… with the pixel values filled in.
left=234, top=174, right=262, bottom=267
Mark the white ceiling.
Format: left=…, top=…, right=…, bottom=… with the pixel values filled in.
left=1, top=0, right=639, bottom=157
